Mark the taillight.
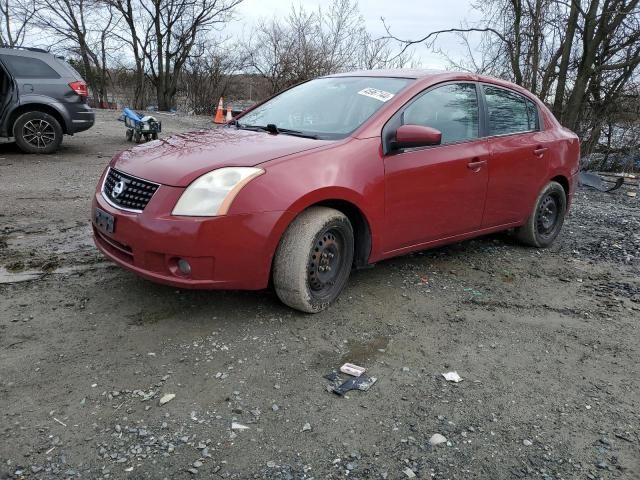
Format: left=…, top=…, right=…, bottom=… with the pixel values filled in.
left=68, top=81, right=88, bottom=97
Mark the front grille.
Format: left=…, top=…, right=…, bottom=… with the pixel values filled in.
left=102, top=167, right=159, bottom=212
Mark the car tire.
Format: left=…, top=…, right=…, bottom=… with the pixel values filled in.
left=516, top=181, right=567, bottom=248
left=13, top=111, right=63, bottom=154
left=273, top=207, right=354, bottom=313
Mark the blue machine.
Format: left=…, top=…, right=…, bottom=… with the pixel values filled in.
left=118, top=107, right=162, bottom=143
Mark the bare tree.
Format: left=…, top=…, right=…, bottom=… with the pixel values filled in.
left=108, top=0, right=152, bottom=109
left=382, top=0, right=640, bottom=156
left=108, top=0, right=242, bottom=111
left=0, top=0, right=35, bottom=47
left=180, top=40, right=246, bottom=114
left=244, top=0, right=416, bottom=95
left=35, top=0, right=119, bottom=106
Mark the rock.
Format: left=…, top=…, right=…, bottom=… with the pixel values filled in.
left=271, top=404, right=280, bottom=412
left=302, top=422, right=311, bottom=432
left=159, top=393, right=175, bottom=406
left=266, top=461, right=276, bottom=468
left=429, top=433, right=447, bottom=446
left=187, top=467, right=199, bottom=474
left=523, top=439, right=533, bottom=446
left=403, top=467, right=416, bottom=478
left=193, top=461, right=203, bottom=468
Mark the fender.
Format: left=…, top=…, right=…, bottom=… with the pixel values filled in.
left=3, top=95, right=71, bottom=135
left=261, top=187, right=378, bottom=274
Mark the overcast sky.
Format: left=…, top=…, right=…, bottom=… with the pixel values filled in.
left=229, top=0, right=480, bottom=69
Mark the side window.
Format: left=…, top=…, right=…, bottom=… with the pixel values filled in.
left=403, top=83, right=479, bottom=144
left=526, top=99, right=539, bottom=131
left=483, top=86, right=529, bottom=135
left=0, top=55, right=61, bottom=79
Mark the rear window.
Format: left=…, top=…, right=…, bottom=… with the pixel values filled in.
left=483, top=85, right=529, bottom=135
left=0, top=55, right=61, bottom=79
left=57, top=59, right=83, bottom=79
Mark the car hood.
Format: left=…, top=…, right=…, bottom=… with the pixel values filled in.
left=111, top=127, right=332, bottom=187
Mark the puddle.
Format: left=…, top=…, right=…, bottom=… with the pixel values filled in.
left=340, top=336, right=389, bottom=364
left=0, top=262, right=112, bottom=284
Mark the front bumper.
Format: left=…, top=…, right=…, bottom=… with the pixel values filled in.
left=92, top=184, right=291, bottom=290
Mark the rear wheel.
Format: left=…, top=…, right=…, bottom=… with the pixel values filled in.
left=13, top=111, right=63, bottom=154
left=273, top=207, right=354, bottom=313
left=516, top=181, right=567, bottom=248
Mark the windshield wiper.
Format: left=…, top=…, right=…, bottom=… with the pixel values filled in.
left=277, top=128, right=319, bottom=139
left=236, top=123, right=318, bottom=139
left=236, top=123, right=279, bottom=134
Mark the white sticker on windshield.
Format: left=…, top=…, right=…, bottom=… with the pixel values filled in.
left=357, top=88, right=395, bottom=102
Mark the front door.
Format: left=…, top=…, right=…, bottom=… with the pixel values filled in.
left=383, top=82, right=489, bottom=253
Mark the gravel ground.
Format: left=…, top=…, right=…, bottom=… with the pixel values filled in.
left=0, top=110, right=639, bottom=480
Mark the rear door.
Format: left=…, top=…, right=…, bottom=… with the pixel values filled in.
left=481, top=85, right=549, bottom=227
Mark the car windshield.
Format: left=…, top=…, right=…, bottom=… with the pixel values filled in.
left=236, top=76, right=412, bottom=140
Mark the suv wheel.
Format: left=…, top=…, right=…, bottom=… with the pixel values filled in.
left=14, top=111, right=63, bottom=154
left=273, top=207, right=354, bottom=313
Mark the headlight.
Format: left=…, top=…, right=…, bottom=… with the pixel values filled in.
left=172, top=167, right=264, bottom=216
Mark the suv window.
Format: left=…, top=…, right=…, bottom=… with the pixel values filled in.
left=483, top=85, right=529, bottom=135
left=0, top=55, right=61, bottom=79
left=403, top=83, right=479, bottom=144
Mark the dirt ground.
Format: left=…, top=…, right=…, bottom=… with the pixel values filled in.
left=1, top=110, right=639, bottom=480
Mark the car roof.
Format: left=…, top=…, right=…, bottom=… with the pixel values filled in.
left=326, top=68, right=540, bottom=101
left=0, top=47, right=58, bottom=60
left=326, top=68, right=448, bottom=79
left=0, top=47, right=81, bottom=79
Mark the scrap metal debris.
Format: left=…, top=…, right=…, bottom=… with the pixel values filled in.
left=324, top=367, right=377, bottom=395
left=579, top=171, right=624, bottom=192
left=331, top=374, right=377, bottom=396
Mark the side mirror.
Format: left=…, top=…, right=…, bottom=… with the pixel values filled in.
left=393, top=125, right=442, bottom=150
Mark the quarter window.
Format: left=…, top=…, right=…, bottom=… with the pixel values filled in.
left=483, top=86, right=529, bottom=135
left=526, top=99, right=540, bottom=131
left=0, top=55, right=61, bottom=79
left=403, top=83, right=479, bottom=144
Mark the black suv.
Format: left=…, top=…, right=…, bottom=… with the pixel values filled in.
left=0, top=47, right=94, bottom=153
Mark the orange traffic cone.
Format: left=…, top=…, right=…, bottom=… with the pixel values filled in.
left=214, top=97, right=225, bottom=124
left=226, top=106, right=232, bottom=122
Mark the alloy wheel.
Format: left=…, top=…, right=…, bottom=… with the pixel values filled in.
left=22, top=119, right=56, bottom=149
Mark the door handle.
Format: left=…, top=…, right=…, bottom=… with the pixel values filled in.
left=534, top=146, right=548, bottom=156
left=467, top=159, right=486, bottom=171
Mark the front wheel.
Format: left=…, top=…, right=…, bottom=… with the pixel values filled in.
left=13, top=111, right=63, bottom=154
left=273, top=207, right=354, bottom=313
left=516, top=181, right=567, bottom=248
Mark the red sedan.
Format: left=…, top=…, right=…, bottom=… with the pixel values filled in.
left=92, top=70, right=580, bottom=312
